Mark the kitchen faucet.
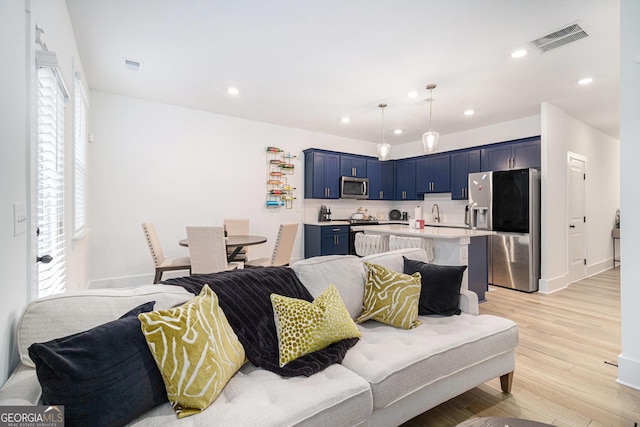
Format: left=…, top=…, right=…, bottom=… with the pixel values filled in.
left=431, top=204, right=441, bottom=223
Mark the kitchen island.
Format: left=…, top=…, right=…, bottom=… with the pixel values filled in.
left=352, top=224, right=494, bottom=301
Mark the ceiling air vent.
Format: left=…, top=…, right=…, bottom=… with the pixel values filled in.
left=124, top=58, right=142, bottom=71
left=529, top=22, right=589, bottom=53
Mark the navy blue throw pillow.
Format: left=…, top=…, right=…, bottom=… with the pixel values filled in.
left=403, top=257, right=467, bottom=316
left=28, top=301, right=167, bottom=427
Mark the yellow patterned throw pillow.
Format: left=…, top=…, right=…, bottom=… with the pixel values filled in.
left=357, top=262, right=422, bottom=329
left=138, top=285, right=245, bottom=418
left=271, top=284, right=361, bottom=367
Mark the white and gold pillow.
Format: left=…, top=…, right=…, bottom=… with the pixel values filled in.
left=138, top=285, right=245, bottom=418
left=271, top=284, right=361, bottom=367
left=357, top=262, right=422, bottom=329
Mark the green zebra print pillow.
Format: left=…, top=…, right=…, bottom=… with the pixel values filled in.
left=271, top=284, right=361, bottom=367
left=357, top=262, right=422, bottom=329
left=138, top=285, right=245, bottom=418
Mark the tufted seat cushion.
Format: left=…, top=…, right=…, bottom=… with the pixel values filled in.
left=128, top=363, right=373, bottom=426
left=341, top=313, right=519, bottom=411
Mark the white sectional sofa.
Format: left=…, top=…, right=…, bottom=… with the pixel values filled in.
left=0, top=248, right=518, bottom=426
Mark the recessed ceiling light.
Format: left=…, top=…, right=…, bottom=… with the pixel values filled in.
left=407, top=91, right=418, bottom=98
left=341, top=117, right=350, bottom=124
left=227, top=87, right=240, bottom=95
left=394, top=129, right=402, bottom=135
left=578, top=77, right=594, bottom=85
left=464, top=109, right=475, bottom=116
left=511, top=49, right=527, bottom=59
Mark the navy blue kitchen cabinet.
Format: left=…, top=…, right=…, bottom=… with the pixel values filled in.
left=416, top=153, right=450, bottom=194
left=468, top=236, right=489, bottom=302
left=304, top=224, right=349, bottom=258
left=450, top=149, right=481, bottom=200
left=394, top=158, right=417, bottom=200
left=340, top=154, right=367, bottom=178
left=367, top=159, right=395, bottom=200
left=481, top=137, right=540, bottom=171
left=304, top=149, right=340, bottom=199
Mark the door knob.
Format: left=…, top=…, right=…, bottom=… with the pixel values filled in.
left=37, top=254, right=53, bottom=263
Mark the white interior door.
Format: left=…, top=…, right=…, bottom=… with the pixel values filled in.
left=568, top=155, right=586, bottom=283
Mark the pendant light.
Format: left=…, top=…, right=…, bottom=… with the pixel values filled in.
left=422, top=84, right=439, bottom=153
left=377, top=103, right=391, bottom=161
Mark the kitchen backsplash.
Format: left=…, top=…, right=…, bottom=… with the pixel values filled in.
left=304, top=195, right=469, bottom=224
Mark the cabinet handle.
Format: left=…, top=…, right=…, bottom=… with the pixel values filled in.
left=380, top=191, right=383, bottom=199
left=332, top=228, right=340, bottom=232
left=353, top=167, right=356, bottom=176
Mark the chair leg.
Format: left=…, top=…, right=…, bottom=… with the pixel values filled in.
left=500, top=371, right=514, bottom=393
left=154, top=269, right=163, bottom=284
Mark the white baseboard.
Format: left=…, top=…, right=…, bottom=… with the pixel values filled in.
left=538, top=275, right=567, bottom=294
left=617, top=353, right=640, bottom=391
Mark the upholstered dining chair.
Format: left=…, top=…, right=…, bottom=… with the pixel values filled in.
left=142, top=222, right=191, bottom=283
left=245, top=223, right=299, bottom=267
left=354, top=233, right=389, bottom=257
left=223, top=218, right=250, bottom=261
left=186, top=226, right=243, bottom=274
left=388, top=235, right=435, bottom=262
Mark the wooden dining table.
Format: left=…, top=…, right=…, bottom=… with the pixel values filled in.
left=179, top=235, right=267, bottom=262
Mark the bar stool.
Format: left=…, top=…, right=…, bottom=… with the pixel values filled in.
left=612, top=227, right=620, bottom=268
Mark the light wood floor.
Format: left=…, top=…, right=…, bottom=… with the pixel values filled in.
left=403, top=267, right=640, bottom=427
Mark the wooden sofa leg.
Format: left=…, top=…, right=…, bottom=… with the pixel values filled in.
left=500, top=371, right=514, bottom=393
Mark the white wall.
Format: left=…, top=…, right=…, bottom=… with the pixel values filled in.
left=87, top=91, right=379, bottom=287
left=0, top=0, right=89, bottom=383
left=565, top=114, right=620, bottom=275
left=0, top=0, right=30, bottom=385
left=540, top=103, right=620, bottom=293
left=619, top=0, right=640, bottom=391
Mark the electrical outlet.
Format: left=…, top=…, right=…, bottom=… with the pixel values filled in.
left=13, top=202, right=27, bottom=236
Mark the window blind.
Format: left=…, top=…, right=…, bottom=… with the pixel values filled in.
left=73, top=75, right=87, bottom=233
left=36, top=51, right=69, bottom=297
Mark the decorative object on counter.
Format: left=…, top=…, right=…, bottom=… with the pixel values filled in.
left=414, top=205, right=423, bottom=221
left=376, top=103, right=391, bottom=161
left=389, top=209, right=401, bottom=220
left=266, top=147, right=296, bottom=209
left=401, top=211, right=408, bottom=221
left=422, top=83, right=439, bottom=153
left=318, top=205, right=332, bottom=222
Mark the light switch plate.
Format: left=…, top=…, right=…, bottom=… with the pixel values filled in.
left=14, top=202, right=27, bottom=236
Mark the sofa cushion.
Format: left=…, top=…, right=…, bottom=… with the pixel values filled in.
left=357, top=262, right=422, bottom=329
left=290, top=255, right=366, bottom=320
left=28, top=301, right=168, bottom=427
left=17, top=285, right=193, bottom=368
left=342, top=313, right=519, bottom=410
left=128, top=363, right=373, bottom=427
left=403, top=257, right=467, bottom=316
left=162, top=267, right=358, bottom=377
left=271, top=284, right=361, bottom=366
left=139, top=285, right=245, bottom=418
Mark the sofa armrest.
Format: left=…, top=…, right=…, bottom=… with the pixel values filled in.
left=459, top=289, right=479, bottom=315
left=0, top=364, right=41, bottom=406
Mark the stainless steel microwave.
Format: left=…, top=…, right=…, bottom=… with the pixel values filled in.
left=341, top=176, right=369, bottom=199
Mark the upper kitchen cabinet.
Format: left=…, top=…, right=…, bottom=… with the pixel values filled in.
left=451, top=149, right=481, bottom=200
left=304, top=149, right=340, bottom=199
left=416, top=153, right=450, bottom=194
left=367, top=159, right=395, bottom=200
left=340, top=154, right=367, bottom=178
left=481, top=136, right=541, bottom=171
left=395, top=158, right=417, bottom=200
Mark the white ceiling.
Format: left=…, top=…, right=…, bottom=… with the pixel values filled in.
left=65, top=0, right=620, bottom=145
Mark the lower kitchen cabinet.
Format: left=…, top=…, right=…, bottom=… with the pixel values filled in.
left=468, top=236, right=488, bottom=302
left=304, top=224, right=349, bottom=258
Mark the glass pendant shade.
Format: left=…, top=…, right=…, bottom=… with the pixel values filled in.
left=377, top=143, right=391, bottom=161
left=377, top=103, right=391, bottom=161
left=422, top=83, right=439, bottom=153
left=422, top=131, right=439, bottom=153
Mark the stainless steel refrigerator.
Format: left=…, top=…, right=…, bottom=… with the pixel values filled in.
left=468, top=169, right=540, bottom=292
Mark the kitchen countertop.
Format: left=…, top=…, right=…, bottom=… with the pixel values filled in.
left=351, top=224, right=494, bottom=239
